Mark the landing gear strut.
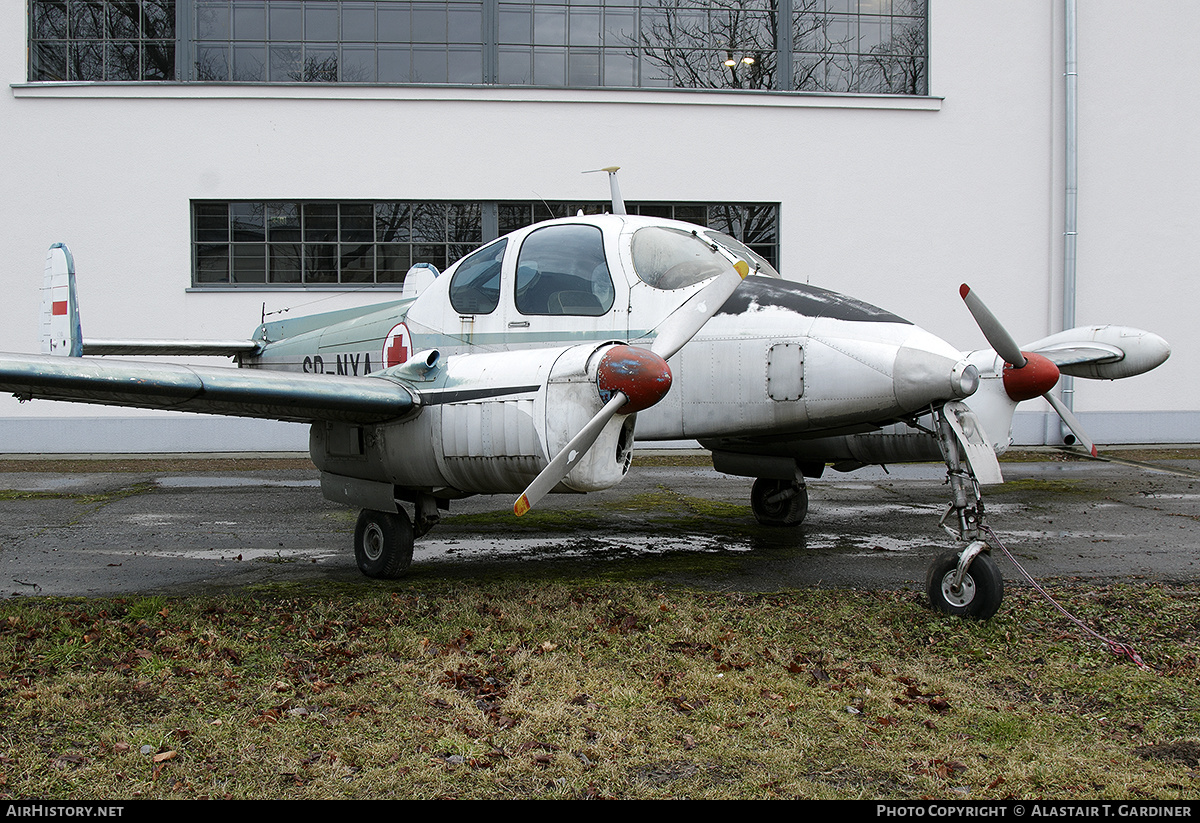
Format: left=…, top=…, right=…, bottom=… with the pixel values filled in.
left=750, top=477, right=808, bottom=526
left=927, top=403, right=1004, bottom=619
left=354, top=508, right=415, bottom=579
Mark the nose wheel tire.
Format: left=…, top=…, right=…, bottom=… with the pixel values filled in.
left=750, top=478, right=808, bottom=526
left=925, top=549, right=1003, bottom=620
left=354, top=509, right=415, bottom=579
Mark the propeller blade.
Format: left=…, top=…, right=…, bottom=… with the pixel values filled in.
left=1043, top=390, right=1098, bottom=457
left=515, top=345, right=673, bottom=515
left=514, top=391, right=628, bottom=516
left=515, top=259, right=748, bottom=517
left=959, top=284, right=1027, bottom=368
left=650, top=260, right=750, bottom=360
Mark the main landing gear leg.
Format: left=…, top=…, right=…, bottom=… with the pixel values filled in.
left=926, top=408, right=1004, bottom=619
left=750, top=476, right=809, bottom=526
left=353, top=493, right=443, bottom=578
left=354, top=508, right=415, bottom=579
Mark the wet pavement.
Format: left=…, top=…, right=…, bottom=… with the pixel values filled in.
left=0, top=453, right=1197, bottom=599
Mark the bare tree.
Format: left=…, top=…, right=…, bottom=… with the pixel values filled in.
left=862, top=18, right=927, bottom=95
left=638, top=0, right=925, bottom=95
left=636, top=0, right=781, bottom=90
left=794, top=3, right=926, bottom=94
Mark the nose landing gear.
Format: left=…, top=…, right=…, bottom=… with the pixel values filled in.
left=928, top=402, right=1005, bottom=619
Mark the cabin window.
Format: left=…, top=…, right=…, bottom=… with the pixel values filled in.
left=448, top=239, right=507, bottom=314
left=630, top=226, right=731, bottom=290
left=514, top=225, right=614, bottom=316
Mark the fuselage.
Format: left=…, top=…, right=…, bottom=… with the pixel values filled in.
left=241, top=214, right=976, bottom=450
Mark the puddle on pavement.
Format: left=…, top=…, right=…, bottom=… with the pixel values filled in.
left=801, top=534, right=937, bottom=555
left=417, top=533, right=736, bottom=562
left=97, top=546, right=341, bottom=563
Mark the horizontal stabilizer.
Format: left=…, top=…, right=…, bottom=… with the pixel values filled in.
left=81, top=339, right=262, bottom=357
left=38, top=243, right=263, bottom=359
left=0, top=353, right=416, bottom=424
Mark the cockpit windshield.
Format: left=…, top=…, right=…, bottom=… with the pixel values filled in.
left=702, top=231, right=780, bottom=279
left=630, top=226, right=733, bottom=290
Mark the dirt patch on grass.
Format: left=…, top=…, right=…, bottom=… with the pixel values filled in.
left=1134, top=740, right=1200, bottom=769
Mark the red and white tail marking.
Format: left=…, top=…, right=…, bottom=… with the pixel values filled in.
left=40, top=244, right=79, bottom=357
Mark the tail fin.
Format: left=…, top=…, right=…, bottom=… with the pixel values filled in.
left=36, top=244, right=262, bottom=359
left=40, top=244, right=82, bottom=357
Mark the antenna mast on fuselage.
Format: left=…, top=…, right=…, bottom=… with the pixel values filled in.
left=583, top=166, right=627, bottom=215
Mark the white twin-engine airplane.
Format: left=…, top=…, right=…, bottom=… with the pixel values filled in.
left=0, top=173, right=1170, bottom=619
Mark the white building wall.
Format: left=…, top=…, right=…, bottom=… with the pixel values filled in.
left=0, top=1, right=1194, bottom=453
left=1071, top=3, right=1200, bottom=425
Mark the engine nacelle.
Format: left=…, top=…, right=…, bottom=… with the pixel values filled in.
left=311, top=343, right=637, bottom=508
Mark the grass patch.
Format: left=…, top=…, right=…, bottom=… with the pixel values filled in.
left=991, top=478, right=1096, bottom=496
left=0, top=580, right=1196, bottom=799
left=445, top=488, right=751, bottom=534
left=0, top=490, right=76, bottom=501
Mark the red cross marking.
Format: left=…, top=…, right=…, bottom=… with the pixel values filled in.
left=386, top=338, right=408, bottom=368
left=384, top=324, right=410, bottom=368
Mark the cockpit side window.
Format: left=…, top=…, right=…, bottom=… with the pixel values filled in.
left=449, top=239, right=507, bottom=314
left=515, top=224, right=614, bottom=316
left=631, top=227, right=731, bottom=290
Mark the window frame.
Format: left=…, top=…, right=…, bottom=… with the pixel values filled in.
left=190, top=198, right=781, bottom=289
left=30, top=0, right=929, bottom=95
left=28, top=0, right=180, bottom=81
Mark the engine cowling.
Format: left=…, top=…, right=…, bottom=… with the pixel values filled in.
left=312, top=342, right=640, bottom=504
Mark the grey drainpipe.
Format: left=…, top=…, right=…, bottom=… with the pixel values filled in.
left=1060, top=0, right=1078, bottom=443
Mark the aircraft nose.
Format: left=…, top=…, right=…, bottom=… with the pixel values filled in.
left=893, top=344, right=979, bottom=411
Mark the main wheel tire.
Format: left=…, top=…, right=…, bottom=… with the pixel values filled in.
left=750, top=478, right=808, bottom=526
left=354, top=509, right=414, bottom=579
left=926, top=549, right=1003, bottom=620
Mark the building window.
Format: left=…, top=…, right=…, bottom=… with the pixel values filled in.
left=793, top=0, right=928, bottom=94
left=31, top=0, right=927, bottom=95
left=191, top=0, right=486, bottom=82
left=191, top=199, right=780, bottom=287
left=29, top=0, right=177, bottom=81
left=193, top=201, right=483, bottom=285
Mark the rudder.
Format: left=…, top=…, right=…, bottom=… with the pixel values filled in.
left=40, top=243, right=82, bottom=357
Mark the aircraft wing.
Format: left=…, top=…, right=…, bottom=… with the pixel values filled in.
left=1027, top=343, right=1123, bottom=368
left=1023, top=325, right=1169, bottom=381
left=0, top=352, right=415, bottom=424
